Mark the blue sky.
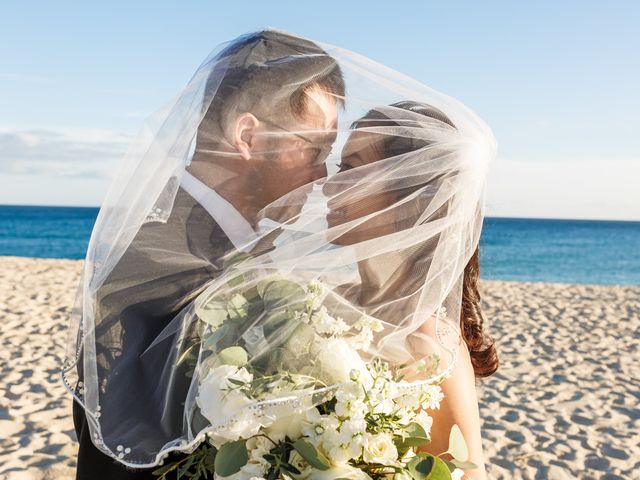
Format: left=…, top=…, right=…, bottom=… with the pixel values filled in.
left=1, top=1, right=638, bottom=220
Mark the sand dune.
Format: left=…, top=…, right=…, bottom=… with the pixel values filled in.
left=0, top=256, right=637, bottom=479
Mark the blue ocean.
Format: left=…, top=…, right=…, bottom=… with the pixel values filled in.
left=1, top=205, right=638, bottom=285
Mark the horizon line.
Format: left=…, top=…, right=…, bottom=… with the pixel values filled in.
left=0, top=203, right=638, bottom=224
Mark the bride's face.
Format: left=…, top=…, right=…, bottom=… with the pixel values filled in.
left=323, top=129, right=399, bottom=245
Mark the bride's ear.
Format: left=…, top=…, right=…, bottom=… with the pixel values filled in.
left=231, top=113, right=259, bottom=161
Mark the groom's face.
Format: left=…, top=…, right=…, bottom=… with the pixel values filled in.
left=251, top=87, right=338, bottom=219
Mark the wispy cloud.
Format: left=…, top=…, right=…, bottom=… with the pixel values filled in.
left=0, top=128, right=132, bottom=178
left=486, top=156, right=640, bottom=221
left=0, top=73, right=55, bottom=84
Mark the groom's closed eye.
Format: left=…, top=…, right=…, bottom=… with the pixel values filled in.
left=305, top=144, right=333, bottom=167
left=335, top=162, right=354, bottom=173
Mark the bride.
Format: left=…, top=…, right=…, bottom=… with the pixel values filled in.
left=321, top=100, right=499, bottom=479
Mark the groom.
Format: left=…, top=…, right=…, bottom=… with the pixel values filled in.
left=73, top=29, right=344, bottom=480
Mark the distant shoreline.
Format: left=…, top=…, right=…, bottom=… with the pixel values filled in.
left=2, top=208, right=640, bottom=285
left=2, top=204, right=639, bottom=223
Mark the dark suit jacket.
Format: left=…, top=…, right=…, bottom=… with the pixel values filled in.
left=73, top=186, right=234, bottom=479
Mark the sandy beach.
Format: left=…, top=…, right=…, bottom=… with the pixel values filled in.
left=0, top=256, right=637, bottom=479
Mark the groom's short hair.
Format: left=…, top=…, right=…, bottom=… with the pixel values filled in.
left=197, top=29, right=345, bottom=146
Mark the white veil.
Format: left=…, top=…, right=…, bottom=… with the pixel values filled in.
left=62, top=28, right=496, bottom=468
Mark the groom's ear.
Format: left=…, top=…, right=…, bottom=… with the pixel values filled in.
left=231, top=112, right=259, bottom=161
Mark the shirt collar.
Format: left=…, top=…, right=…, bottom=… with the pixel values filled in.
left=179, top=170, right=258, bottom=253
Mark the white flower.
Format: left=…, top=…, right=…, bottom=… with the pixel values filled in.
left=302, top=410, right=339, bottom=444
left=313, top=307, right=350, bottom=336
left=348, top=328, right=374, bottom=351
left=306, top=279, right=324, bottom=300
left=338, top=419, right=366, bottom=458
left=196, top=365, right=260, bottom=441
left=245, top=436, right=272, bottom=463
left=422, top=385, right=444, bottom=410
left=354, top=315, right=384, bottom=333
left=451, top=468, right=465, bottom=480
left=413, top=410, right=433, bottom=437
left=372, top=398, right=394, bottom=415
left=335, top=388, right=366, bottom=419
left=307, top=464, right=372, bottom=480
left=315, top=339, right=368, bottom=384
left=263, top=410, right=309, bottom=441
left=362, top=433, right=398, bottom=465
left=322, top=429, right=352, bottom=464
left=392, top=387, right=421, bottom=410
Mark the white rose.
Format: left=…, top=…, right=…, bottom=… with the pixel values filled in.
left=308, top=464, right=372, bottom=480
left=196, top=365, right=259, bottom=441
left=316, top=339, right=368, bottom=384
left=263, top=410, right=308, bottom=440
left=362, top=433, right=398, bottom=465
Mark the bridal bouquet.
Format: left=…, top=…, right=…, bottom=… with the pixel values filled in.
left=153, top=271, right=476, bottom=480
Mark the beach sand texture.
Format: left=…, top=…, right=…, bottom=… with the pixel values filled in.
left=0, top=257, right=638, bottom=479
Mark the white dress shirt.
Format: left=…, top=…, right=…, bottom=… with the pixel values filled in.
left=179, top=171, right=258, bottom=253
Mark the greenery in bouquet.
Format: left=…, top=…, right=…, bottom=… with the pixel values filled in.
left=154, top=261, right=475, bottom=480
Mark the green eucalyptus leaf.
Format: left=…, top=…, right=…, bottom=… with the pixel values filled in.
left=262, top=310, right=293, bottom=339
left=214, top=440, right=248, bottom=476
left=256, top=278, right=273, bottom=298
left=262, top=280, right=306, bottom=310
left=446, top=424, right=469, bottom=462
left=195, top=299, right=228, bottom=327
left=450, top=459, right=478, bottom=470
left=397, top=422, right=431, bottom=448
left=407, top=453, right=434, bottom=479
left=217, top=346, right=248, bottom=366
left=425, top=457, right=451, bottom=479
left=282, top=323, right=315, bottom=356
left=398, top=435, right=431, bottom=449
left=293, top=439, right=330, bottom=471
left=443, top=460, right=457, bottom=473
left=227, top=294, right=249, bottom=321
left=405, top=422, right=428, bottom=438
left=202, top=325, right=226, bottom=352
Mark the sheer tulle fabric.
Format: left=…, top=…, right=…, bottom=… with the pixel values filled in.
left=62, top=29, right=496, bottom=467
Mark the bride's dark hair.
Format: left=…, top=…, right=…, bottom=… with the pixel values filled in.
left=354, top=101, right=499, bottom=378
